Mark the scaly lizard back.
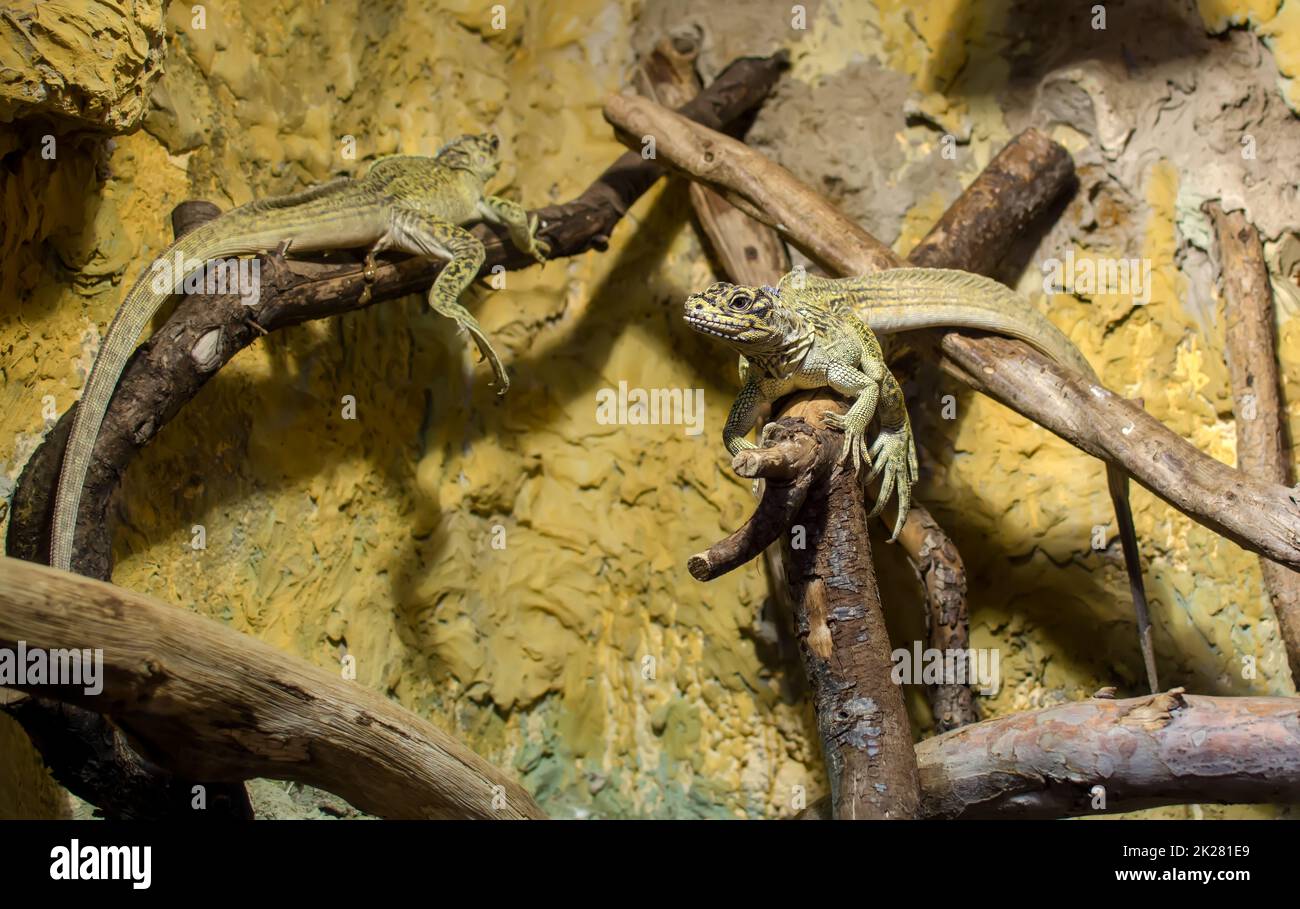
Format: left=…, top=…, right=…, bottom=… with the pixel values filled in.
left=792, top=268, right=1098, bottom=382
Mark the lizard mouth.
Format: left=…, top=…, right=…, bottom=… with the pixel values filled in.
left=684, top=310, right=743, bottom=340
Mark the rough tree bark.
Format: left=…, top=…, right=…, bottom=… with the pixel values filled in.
left=0, top=556, right=544, bottom=819
left=776, top=399, right=922, bottom=819
left=913, top=689, right=1300, bottom=818
left=1206, top=201, right=1300, bottom=685
left=7, top=554, right=1297, bottom=820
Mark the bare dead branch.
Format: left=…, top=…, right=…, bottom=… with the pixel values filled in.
left=800, top=688, right=1300, bottom=818
left=0, top=556, right=545, bottom=819
left=907, top=128, right=1075, bottom=275
left=776, top=397, right=922, bottom=819
left=897, top=504, right=976, bottom=732
left=1206, top=202, right=1300, bottom=685
left=687, top=429, right=820, bottom=582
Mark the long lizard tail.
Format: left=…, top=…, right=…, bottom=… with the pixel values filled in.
left=831, top=266, right=1160, bottom=693
left=50, top=220, right=235, bottom=571
left=48, top=180, right=363, bottom=572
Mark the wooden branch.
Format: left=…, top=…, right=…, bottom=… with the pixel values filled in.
left=635, top=33, right=791, bottom=286
left=0, top=556, right=545, bottom=819
left=4, top=695, right=254, bottom=819
left=773, top=403, right=921, bottom=819
left=898, top=505, right=976, bottom=732
left=907, top=128, right=1075, bottom=275
left=920, top=688, right=1300, bottom=818
left=687, top=430, right=821, bottom=581
left=602, top=93, right=1300, bottom=571
left=12, top=552, right=1297, bottom=821
left=800, top=689, right=1300, bottom=818
left=1207, top=202, right=1300, bottom=685
left=604, top=94, right=898, bottom=276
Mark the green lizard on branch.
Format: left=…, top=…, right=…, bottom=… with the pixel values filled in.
left=686, top=267, right=1160, bottom=694
left=51, top=133, right=547, bottom=573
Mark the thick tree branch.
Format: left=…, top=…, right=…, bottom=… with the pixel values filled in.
left=0, top=556, right=544, bottom=819
left=799, top=688, right=1300, bottom=818
left=769, top=404, right=922, bottom=819
left=8, top=555, right=1299, bottom=821
left=1206, top=202, right=1300, bottom=685
left=907, top=128, right=1075, bottom=275
left=602, top=93, right=1300, bottom=571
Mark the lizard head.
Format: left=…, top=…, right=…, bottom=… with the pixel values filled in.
left=684, top=282, right=807, bottom=354
left=436, top=133, right=501, bottom=181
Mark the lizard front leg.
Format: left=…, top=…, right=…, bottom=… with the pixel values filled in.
left=723, top=376, right=765, bottom=456
left=865, top=370, right=919, bottom=541
left=479, top=195, right=549, bottom=264
left=387, top=211, right=509, bottom=393
left=820, top=359, right=880, bottom=476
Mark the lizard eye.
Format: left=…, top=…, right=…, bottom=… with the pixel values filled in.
left=728, top=293, right=752, bottom=312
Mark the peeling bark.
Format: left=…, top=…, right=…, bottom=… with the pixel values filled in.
left=797, top=689, right=1300, bottom=819
left=772, top=403, right=922, bottom=819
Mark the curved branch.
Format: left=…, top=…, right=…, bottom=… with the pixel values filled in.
left=9, top=50, right=789, bottom=581
left=687, top=429, right=821, bottom=581
left=0, top=556, right=545, bottom=819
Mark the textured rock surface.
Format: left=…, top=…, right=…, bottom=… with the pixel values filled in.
left=2, top=0, right=1298, bottom=820
left=0, top=0, right=167, bottom=132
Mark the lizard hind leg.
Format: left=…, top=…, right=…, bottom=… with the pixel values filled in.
left=387, top=212, right=508, bottom=394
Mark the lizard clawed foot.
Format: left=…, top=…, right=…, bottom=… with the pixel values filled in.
left=865, top=424, right=918, bottom=541
left=820, top=409, right=871, bottom=475
left=467, top=328, right=510, bottom=395
left=427, top=290, right=510, bottom=395
left=528, top=215, right=551, bottom=264
left=460, top=319, right=510, bottom=395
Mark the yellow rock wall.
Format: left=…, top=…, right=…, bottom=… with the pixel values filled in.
left=2, top=0, right=1298, bottom=819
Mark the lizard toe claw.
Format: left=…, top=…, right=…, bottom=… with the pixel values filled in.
left=866, top=425, right=916, bottom=530
left=888, top=478, right=911, bottom=542
left=867, top=461, right=896, bottom=519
